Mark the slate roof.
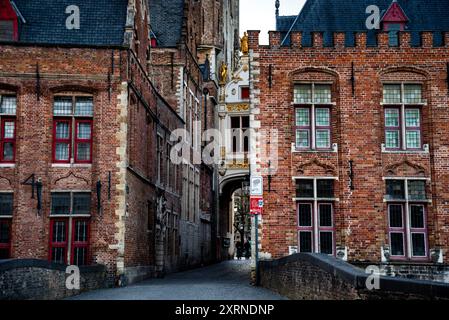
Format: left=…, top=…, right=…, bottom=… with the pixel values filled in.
left=276, top=0, right=449, bottom=46
left=148, top=0, right=184, bottom=47
left=12, top=0, right=128, bottom=46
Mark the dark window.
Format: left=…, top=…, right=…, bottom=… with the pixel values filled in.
left=296, top=180, right=314, bottom=198
left=388, top=204, right=403, bottom=228
left=51, top=193, right=71, bottom=215
left=73, top=193, right=91, bottom=215
left=319, top=232, right=333, bottom=254
left=319, top=204, right=332, bottom=227
left=386, top=180, right=405, bottom=200
left=299, top=231, right=312, bottom=253
left=410, top=205, right=425, bottom=229
left=412, top=233, right=426, bottom=257
left=298, top=204, right=312, bottom=226
left=230, top=116, right=249, bottom=153
left=390, top=233, right=404, bottom=256
left=388, top=24, right=400, bottom=47
left=317, top=180, right=334, bottom=198
left=0, top=193, right=13, bottom=216
left=408, top=180, right=426, bottom=200
left=0, top=219, right=11, bottom=259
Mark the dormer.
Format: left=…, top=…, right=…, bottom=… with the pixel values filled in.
left=0, top=0, right=18, bottom=41
left=381, top=0, right=409, bottom=46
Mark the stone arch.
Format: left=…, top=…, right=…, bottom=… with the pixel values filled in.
left=53, top=172, right=90, bottom=189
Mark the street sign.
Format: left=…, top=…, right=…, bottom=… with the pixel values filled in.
left=250, top=176, right=263, bottom=196
left=250, top=196, right=263, bottom=215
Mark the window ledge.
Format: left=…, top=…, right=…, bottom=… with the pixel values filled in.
left=293, top=197, right=339, bottom=202
left=383, top=197, right=432, bottom=204
left=0, top=164, right=15, bottom=168
left=52, top=163, right=92, bottom=168
left=381, top=144, right=429, bottom=154
left=0, top=215, right=13, bottom=219
left=292, top=143, right=338, bottom=153
left=49, top=214, right=92, bottom=218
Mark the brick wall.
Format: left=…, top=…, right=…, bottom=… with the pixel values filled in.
left=249, top=30, right=449, bottom=264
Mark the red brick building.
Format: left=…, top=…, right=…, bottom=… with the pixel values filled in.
left=0, top=0, right=186, bottom=284
left=249, top=0, right=449, bottom=267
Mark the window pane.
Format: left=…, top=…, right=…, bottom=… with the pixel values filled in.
left=76, top=143, right=91, bottom=161
left=299, top=231, right=312, bottom=253
left=0, top=194, right=13, bottom=216
left=294, top=84, right=312, bottom=103
left=296, top=108, right=309, bottom=126
left=0, top=220, right=11, bottom=243
left=314, top=85, right=331, bottom=104
left=317, top=180, right=334, bottom=198
left=316, top=108, right=330, bottom=126
left=404, top=85, right=422, bottom=104
left=56, top=122, right=70, bottom=139
left=73, top=193, right=91, bottom=215
left=74, top=220, right=88, bottom=242
left=73, top=247, right=88, bottom=266
left=52, top=221, right=66, bottom=242
left=55, top=143, right=69, bottom=161
left=412, top=233, right=426, bottom=257
left=386, top=180, right=405, bottom=200
left=51, top=193, right=70, bottom=215
left=77, top=123, right=91, bottom=139
left=383, top=85, right=401, bottom=103
left=385, top=131, right=400, bottom=148
left=296, top=130, right=309, bottom=148
left=75, top=97, right=94, bottom=116
left=408, top=181, right=426, bottom=200
left=316, top=130, right=330, bottom=148
left=230, top=117, right=240, bottom=129
left=3, top=121, right=14, bottom=139
left=298, top=204, right=312, bottom=226
left=296, top=180, right=314, bottom=198
left=410, top=205, right=425, bottom=229
left=0, top=96, right=17, bottom=115
left=54, top=97, right=73, bottom=115
left=405, top=109, right=420, bottom=127
left=241, top=87, right=250, bottom=100
left=406, top=130, right=421, bottom=149
left=389, top=31, right=399, bottom=47
left=319, top=232, right=333, bottom=254
left=241, top=116, right=249, bottom=128
left=390, top=233, right=404, bottom=256
left=389, top=205, right=403, bottom=228
left=51, top=247, right=66, bottom=264
left=319, top=204, right=332, bottom=227
left=2, top=143, right=14, bottom=161
left=385, top=109, right=399, bottom=127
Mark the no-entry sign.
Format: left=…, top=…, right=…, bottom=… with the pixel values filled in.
left=250, top=196, right=263, bottom=215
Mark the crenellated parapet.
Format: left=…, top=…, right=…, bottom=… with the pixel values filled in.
left=248, top=30, right=449, bottom=50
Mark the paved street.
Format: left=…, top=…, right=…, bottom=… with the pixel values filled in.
left=69, top=260, right=287, bottom=300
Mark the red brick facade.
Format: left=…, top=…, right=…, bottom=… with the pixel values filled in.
left=249, top=30, right=449, bottom=264
left=0, top=1, right=184, bottom=284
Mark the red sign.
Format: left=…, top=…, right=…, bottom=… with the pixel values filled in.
left=250, top=196, right=263, bottom=215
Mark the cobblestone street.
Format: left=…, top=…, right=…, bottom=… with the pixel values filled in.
left=69, top=260, right=287, bottom=300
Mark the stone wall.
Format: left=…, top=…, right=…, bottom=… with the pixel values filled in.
left=259, top=254, right=449, bottom=300
left=0, top=259, right=107, bottom=300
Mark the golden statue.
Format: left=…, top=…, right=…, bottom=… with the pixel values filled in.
left=219, top=61, right=227, bottom=84
left=240, top=32, right=249, bottom=55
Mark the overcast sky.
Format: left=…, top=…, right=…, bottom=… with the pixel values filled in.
left=240, top=0, right=306, bottom=44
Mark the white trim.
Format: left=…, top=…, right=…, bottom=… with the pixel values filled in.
left=292, top=176, right=338, bottom=180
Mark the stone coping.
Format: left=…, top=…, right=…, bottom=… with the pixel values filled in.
left=0, top=259, right=106, bottom=274
left=259, top=253, right=449, bottom=298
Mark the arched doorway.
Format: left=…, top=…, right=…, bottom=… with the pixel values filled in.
left=217, top=175, right=251, bottom=261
